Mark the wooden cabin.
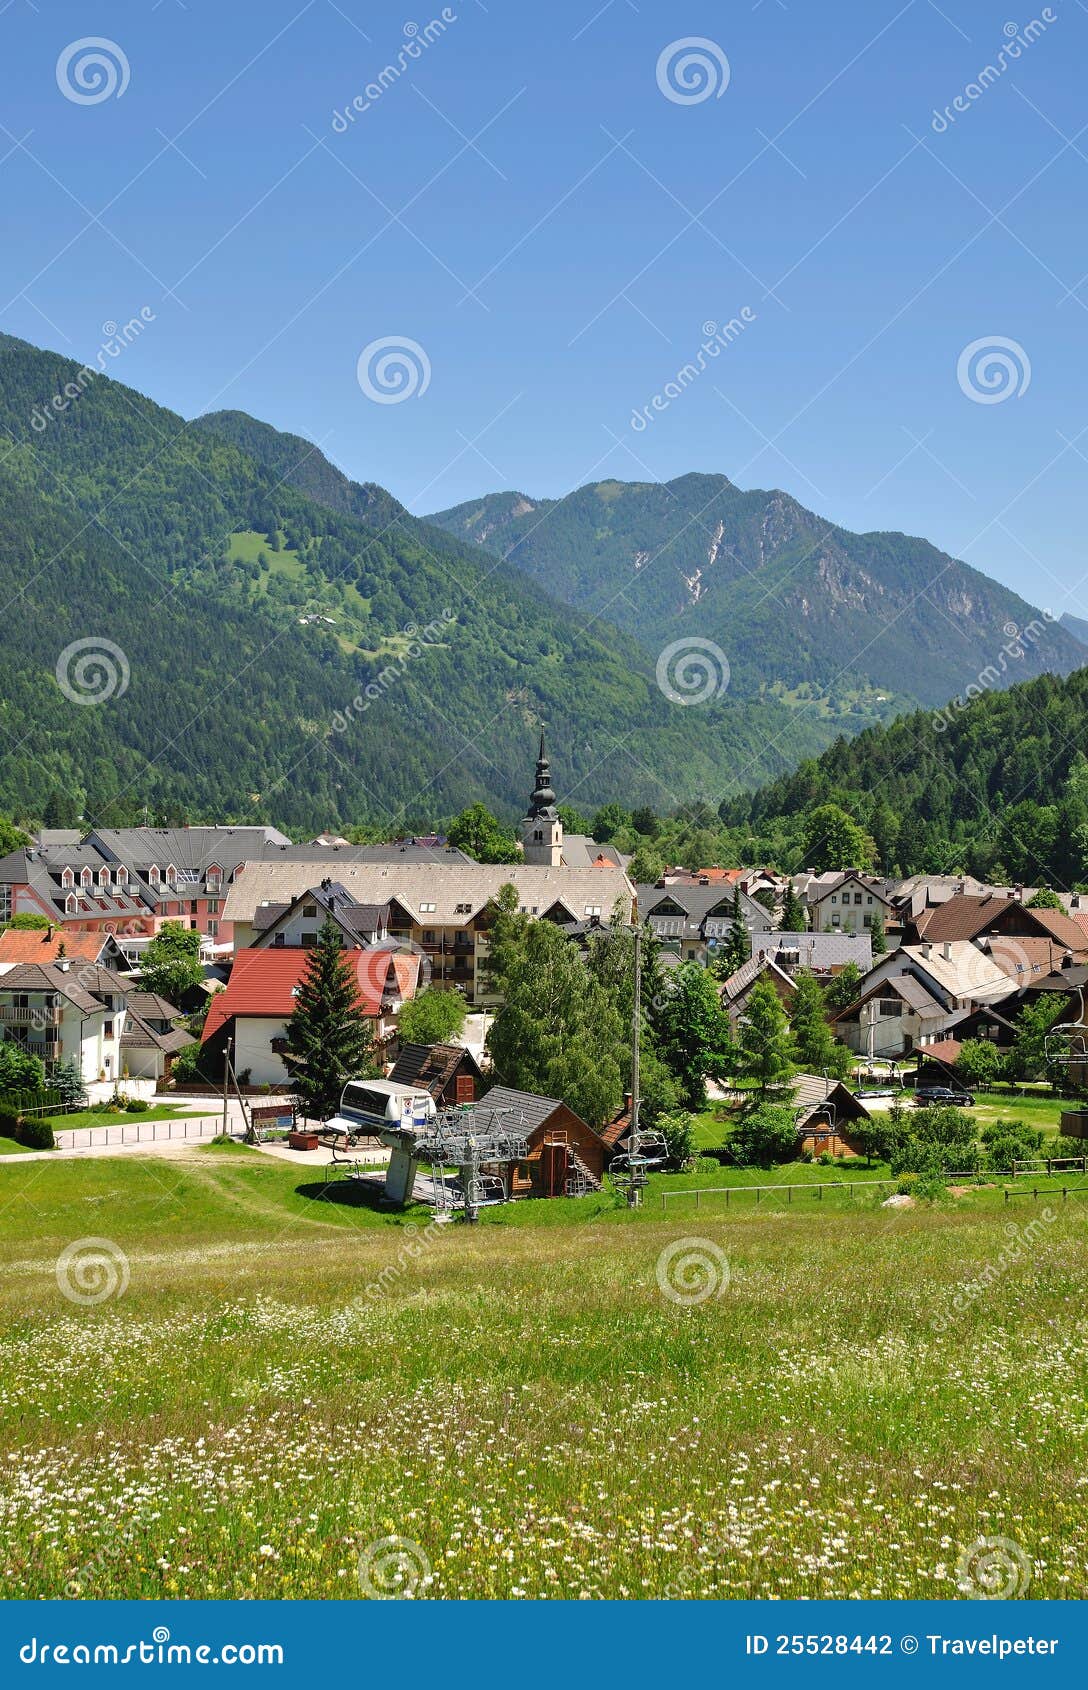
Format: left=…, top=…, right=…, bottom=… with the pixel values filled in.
left=387, top=1041, right=484, bottom=1107
left=476, top=1086, right=605, bottom=1197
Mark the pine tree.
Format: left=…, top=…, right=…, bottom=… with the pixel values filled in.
left=284, top=918, right=377, bottom=1120
left=869, top=909, right=887, bottom=955
left=737, top=976, right=796, bottom=1095
left=778, top=884, right=807, bottom=932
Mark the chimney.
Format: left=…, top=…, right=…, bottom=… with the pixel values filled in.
left=46, top=924, right=54, bottom=941
left=921, top=941, right=932, bottom=959
left=1062, top=950, right=1075, bottom=971
left=1014, top=884, right=1024, bottom=903
left=57, top=958, right=70, bottom=972
left=942, top=941, right=952, bottom=961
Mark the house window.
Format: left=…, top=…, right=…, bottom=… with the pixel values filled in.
left=455, top=903, right=472, bottom=915
left=831, top=914, right=841, bottom=927
left=207, top=899, right=220, bottom=915
left=208, top=920, right=218, bottom=937
left=61, top=868, right=74, bottom=889
left=80, top=868, right=92, bottom=887
left=302, top=904, right=317, bottom=918
left=166, top=866, right=177, bottom=886
left=866, top=895, right=873, bottom=905
left=419, top=902, right=437, bottom=913
left=116, top=865, right=127, bottom=885
left=65, top=894, right=77, bottom=914
left=273, top=933, right=285, bottom=947
left=149, top=865, right=160, bottom=885
left=104, top=1021, right=114, bottom=1038
left=830, top=895, right=837, bottom=905
left=855, top=893, right=863, bottom=905
left=99, top=867, right=109, bottom=885
left=584, top=905, right=602, bottom=917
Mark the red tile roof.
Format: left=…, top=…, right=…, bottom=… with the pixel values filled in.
left=0, top=929, right=113, bottom=965
left=202, top=947, right=413, bottom=1045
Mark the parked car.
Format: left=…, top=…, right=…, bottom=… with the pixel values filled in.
left=912, top=1086, right=975, bottom=1107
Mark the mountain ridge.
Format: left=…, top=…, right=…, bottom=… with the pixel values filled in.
left=426, top=475, right=1084, bottom=708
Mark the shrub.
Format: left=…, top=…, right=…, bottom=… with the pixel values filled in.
left=730, top=1103, right=799, bottom=1168
left=895, top=1173, right=918, bottom=1195
left=655, top=1110, right=698, bottom=1170
left=0, top=1110, right=18, bottom=1139
left=817, top=1150, right=834, bottom=1166
left=125, top=1097, right=150, bottom=1113
left=15, top=1118, right=54, bottom=1150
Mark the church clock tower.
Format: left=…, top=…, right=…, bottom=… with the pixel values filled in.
left=521, top=731, right=564, bottom=866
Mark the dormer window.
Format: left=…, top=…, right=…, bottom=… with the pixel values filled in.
left=80, top=867, right=93, bottom=887
left=115, top=865, right=127, bottom=885
left=99, top=867, right=110, bottom=886
left=149, top=865, right=160, bottom=885
left=65, top=893, right=77, bottom=913
left=61, top=868, right=74, bottom=889
left=166, top=865, right=177, bottom=886
left=207, top=865, right=223, bottom=891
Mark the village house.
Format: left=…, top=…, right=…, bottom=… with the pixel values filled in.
left=790, top=1074, right=872, bottom=1158
left=749, top=930, right=873, bottom=977
left=637, top=882, right=772, bottom=967
left=224, top=861, right=633, bottom=1006
left=0, top=926, right=127, bottom=974
left=719, top=955, right=798, bottom=1035
left=199, top=945, right=420, bottom=1085
left=248, top=880, right=390, bottom=951
left=0, top=961, right=187, bottom=1086
left=830, top=938, right=1024, bottom=1059
left=805, top=871, right=895, bottom=935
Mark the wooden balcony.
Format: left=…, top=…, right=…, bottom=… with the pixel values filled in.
left=0, top=1004, right=61, bottom=1026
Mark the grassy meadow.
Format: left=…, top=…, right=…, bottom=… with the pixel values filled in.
left=0, top=1145, right=1085, bottom=1600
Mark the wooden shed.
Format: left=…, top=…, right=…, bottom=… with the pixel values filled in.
left=475, top=1086, right=605, bottom=1198
left=388, top=1041, right=484, bottom=1107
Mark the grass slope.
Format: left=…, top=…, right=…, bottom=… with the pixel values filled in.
left=0, top=1147, right=1084, bottom=1599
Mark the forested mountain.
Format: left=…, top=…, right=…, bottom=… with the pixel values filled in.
left=1061, top=612, right=1088, bottom=647
left=723, top=667, right=1088, bottom=888
left=0, top=336, right=855, bottom=832
left=428, top=476, right=1084, bottom=709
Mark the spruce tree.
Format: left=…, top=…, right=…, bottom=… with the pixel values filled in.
left=718, top=888, right=751, bottom=977
left=790, top=970, right=852, bottom=1080
left=869, top=909, right=887, bottom=955
left=737, top=976, right=796, bottom=1095
left=778, top=884, right=807, bottom=932
left=285, top=917, right=376, bottom=1120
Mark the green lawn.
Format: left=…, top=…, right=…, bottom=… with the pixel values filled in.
left=0, top=1144, right=1085, bottom=1599
left=0, top=1137, right=33, bottom=1156
left=42, top=1104, right=194, bottom=1132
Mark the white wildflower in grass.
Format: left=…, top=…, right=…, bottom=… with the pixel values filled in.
left=0, top=1151, right=1083, bottom=1596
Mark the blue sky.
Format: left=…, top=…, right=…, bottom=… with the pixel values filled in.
left=2, top=0, right=1086, bottom=617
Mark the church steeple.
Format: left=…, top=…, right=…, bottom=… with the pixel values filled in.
left=521, top=730, right=564, bottom=865
left=527, top=729, right=557, bottom=820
